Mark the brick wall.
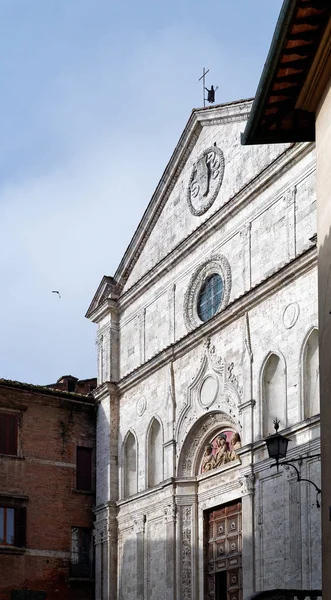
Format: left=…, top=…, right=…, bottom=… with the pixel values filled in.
left=0, top=381, right=96, bottom=600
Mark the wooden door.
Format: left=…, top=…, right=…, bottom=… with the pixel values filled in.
left=205, top=500, right=242, bottom=600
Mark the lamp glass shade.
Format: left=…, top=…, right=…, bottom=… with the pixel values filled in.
left=265, top=433, right=289, bottom=461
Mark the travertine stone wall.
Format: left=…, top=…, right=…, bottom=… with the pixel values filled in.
left=118, top=147, right=316, bottom=379
left=89, top=102, right=320, bottom=599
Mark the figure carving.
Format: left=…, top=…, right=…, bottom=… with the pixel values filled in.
left=201, top=431, right=241, bottom=473
left=229, top=432, right=241, bottom=460
left=202, top=444, right=215, bottom=472
left=213, top=434, right=229, bottom=467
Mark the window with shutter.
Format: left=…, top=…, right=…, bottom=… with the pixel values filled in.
left=0, top=413, right=18, bottom=455
left=0, top=505, right=26, bottom=547
left=15, top=506, right=27, bottom=547
left=76, top=447, right=93, bottom=491
left=70, top=527, right=93, bottom=578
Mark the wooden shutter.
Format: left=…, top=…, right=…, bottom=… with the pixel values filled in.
left=0, top=413, right=18, bottom=455
left=76, top=447, right=93, bottom=491
left=15, top=506, right=26, bottom=547
left=0, top=415, right=6, bottom=454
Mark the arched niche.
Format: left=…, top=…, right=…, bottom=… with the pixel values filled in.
left=177, top=410, right=241, bottom=478
left=261, top=352, right=286, bottom=436
left=123, top=431, right=138, bottom=497
left=302, top=328, right=319, bottom=418
left=147, top=417, right=163, bottom=487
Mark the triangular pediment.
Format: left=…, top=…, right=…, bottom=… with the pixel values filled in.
left=87, top=98, right=291, bottom=312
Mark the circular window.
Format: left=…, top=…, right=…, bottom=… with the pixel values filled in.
left=197, top=274, right=223, bottom=322
left=183, top=254, right=231, bottom=331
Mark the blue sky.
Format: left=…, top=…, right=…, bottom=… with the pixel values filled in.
left=0, top=0, right=283, bottom=384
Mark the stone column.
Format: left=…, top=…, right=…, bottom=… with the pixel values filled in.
left=240, top=471, right=256, bottom=598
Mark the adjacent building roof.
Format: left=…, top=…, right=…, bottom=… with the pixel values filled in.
left=0, top=377, right=96, bottom=403
left=242, top=0, right=331, bottom=145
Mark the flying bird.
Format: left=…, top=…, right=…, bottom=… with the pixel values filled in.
left=52, top=291, right=61, bottom=299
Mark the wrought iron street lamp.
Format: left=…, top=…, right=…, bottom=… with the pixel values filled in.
left=264, top=419, right=321, bottom=508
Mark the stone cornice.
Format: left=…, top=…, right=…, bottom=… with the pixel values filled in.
left=239, top=399, right=256, bottom=413
left=88, top=298, right=117, bottom=324
left=93, top=381, right=119, bottom=403
left=117, top=477, right=175, bottom=508
left=118, top=141, right=313, bottom=311
left=117, top=247, right=317, bottom=393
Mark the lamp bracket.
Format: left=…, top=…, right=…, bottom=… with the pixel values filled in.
left=271, top=457, right=321, bottom=508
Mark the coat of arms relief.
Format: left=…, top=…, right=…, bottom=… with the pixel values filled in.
left=187, top=145, right=225, bottom=216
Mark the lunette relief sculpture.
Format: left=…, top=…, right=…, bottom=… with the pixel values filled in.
left=201, top=431, right=241, bottom=473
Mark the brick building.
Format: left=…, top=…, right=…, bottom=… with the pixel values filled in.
left=0, top=377, right=96, bottom=600
left=47, top=376, right=97, bottom=396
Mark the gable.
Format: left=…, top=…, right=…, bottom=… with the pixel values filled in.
left=118, top=101, right=290, bottom=294
left=120, top=102, right=290, bottom=294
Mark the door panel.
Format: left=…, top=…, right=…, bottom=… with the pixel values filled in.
left=205, top=501, right=242, bottom=600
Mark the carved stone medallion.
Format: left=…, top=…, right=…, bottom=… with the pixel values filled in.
left=282, top=302, right=300, bottom=329
left=199, top=374, right=219, bottom=408
left=136, top=396, right=147, bottom=417
left=187, top=145, right=225, bottom=216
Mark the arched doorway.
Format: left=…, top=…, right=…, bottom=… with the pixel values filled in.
left=177, top=412, right=243, bottom=600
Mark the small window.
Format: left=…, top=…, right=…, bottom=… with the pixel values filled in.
left=0, top=413, right=18, bottom=455
left=0, top=506, right=26, bottom=547
left=68, top=380, right=76, bottom=393
left=71, top=527, right=93, bottom=578
left=76, top=447, right=93, bottom=491
left=197, top=274, right=223, bottom=322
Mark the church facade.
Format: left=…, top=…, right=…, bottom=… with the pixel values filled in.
left=86, top=100, right=320, bottom=600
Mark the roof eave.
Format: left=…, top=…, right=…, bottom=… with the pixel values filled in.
left=242, top=0, right=296, bottom=145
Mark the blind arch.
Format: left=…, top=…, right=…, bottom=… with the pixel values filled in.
left=262, top=352, right=286, bottom=436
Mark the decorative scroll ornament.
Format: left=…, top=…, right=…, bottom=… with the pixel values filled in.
left=239, top=473, right=255, bottom=495
left=180, top=506, right=192, bottom=599
left=187, top=145, right=225, bottom=216
left=132, top=515, right=146, bottom=534
left=164, top=503, right=177, bottom=523
left=93, top=519, right=108, bottom=545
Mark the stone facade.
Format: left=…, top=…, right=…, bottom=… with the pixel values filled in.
left=87, top=100, right=320, bottom=599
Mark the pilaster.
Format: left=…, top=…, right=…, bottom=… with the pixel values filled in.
left=164, top=502, right=177, bottom=600
left=285, top=186, right=296, bottom=261
left=239, top=469, right=256, bottom=598
left=240, top=223, right=252, bottom=292
left=94, top=503, right=118, bottom=600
